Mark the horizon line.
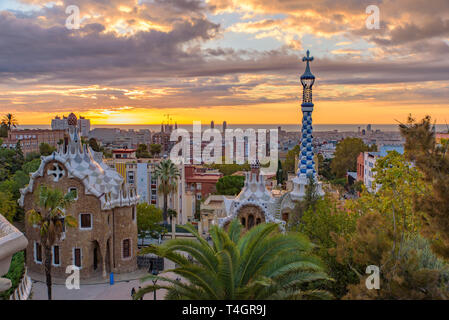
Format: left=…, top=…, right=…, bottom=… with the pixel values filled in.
left=17, top=123, right=446, bottom=126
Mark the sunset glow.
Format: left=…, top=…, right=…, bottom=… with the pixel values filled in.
left=0, top=0, right=448, bottom=125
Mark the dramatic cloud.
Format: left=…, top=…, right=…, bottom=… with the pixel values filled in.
left=0, top=0, right=448, bottom=124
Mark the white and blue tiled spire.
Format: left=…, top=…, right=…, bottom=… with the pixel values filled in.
left=291, top=50, right=324, bottom=200
left=299, top=50, right=316, bottom=179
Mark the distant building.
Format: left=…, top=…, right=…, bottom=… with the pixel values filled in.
left=89, top=128, right=150, bottom=149
left=184, top=165, right=223, bottom=201
left=436, top=133, right=449, bottom=145
left=112, top=148, right=137, bottom=159
left=316, top=141, right=336, bottom=159
left=7, top=129, right=65, bottom=151
left=89, top=128, right=120, bottom=145
left=152, top=131, right=172, bottom=155
left=1, top=137, right=39, bottom=155
left=199, top=195, right=231, bottom=235
left=52, top=114, right=91, bottom=137
left=105, top=158, right=198, bottom=225
left=356, top=152, right=364, bottom=182
left=358, top=145, right=405, bottom=192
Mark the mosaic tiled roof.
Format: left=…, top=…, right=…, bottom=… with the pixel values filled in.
left=19, top=120, right=138, bottom=210
left=218, top=168, right=285, bottom=230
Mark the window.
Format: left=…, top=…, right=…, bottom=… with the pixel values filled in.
left=68, top=187, right=78, bottom=200
left=53, top=246, right=60, bottom=266
left=122, top=239, right=131, bottom=259
left=127, top=171, right=135, bottom=184
left=79, top=213, right=92, bottom=229
left=74, top=248, right=82, bottom=268
left=132, top=206, right=136, bottom=221
left=196, top=194, right=202, bottom=200
left=35, top=242, right=42, bottom=263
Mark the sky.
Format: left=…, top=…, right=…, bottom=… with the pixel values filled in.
left=0, top=0, right=448, bottom=125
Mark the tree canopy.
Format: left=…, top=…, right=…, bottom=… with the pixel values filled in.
left=39, top=142, right=56, bottom=156
left=331, top=138, right=375, bottom=178
left=215, top=175, right=245, bottom=195
left=400, top=115, right=449, bottom=260
left=137, top=203, right=164, bottom=243
left=283, top=145, right=300, bottom=173
left=150, top=144, right=162, bottom=157
left=136, top=144, right=151, bottom=158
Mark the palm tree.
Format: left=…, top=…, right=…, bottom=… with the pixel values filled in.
left=167, top=208, right=177, bottom=240
left=136, top=220, right=332, bottom=300
left=27, top=185, right=77, bottom=300
left=153, top=159, right=180, bottom=223
left=2, top=113, right=18, bottom=131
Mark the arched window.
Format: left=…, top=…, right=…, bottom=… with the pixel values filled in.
left=241, top=217, right=246, bottom=227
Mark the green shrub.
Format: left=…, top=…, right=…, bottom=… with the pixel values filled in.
left=1, top=250, right=25, bottom=300
left=330, top=177, right=347, bottom=187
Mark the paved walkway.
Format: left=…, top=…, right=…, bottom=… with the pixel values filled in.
left=31, top=260, right=179, bottom=300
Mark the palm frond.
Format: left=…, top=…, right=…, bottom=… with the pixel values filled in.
left=138, top=218, right=331, bottom=300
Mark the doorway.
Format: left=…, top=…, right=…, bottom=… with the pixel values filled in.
left=93, top=247, right=98, bottom=270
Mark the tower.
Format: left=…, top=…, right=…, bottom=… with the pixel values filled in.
left=291, top=50, right=324, bottom=200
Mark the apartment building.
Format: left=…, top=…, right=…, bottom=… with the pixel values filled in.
left=5, top=129, right=66, bottom=154
left=357, top=145, right=405, bottom=192
left=52, top=115, right=91, bottom=137
left=105, top=158, right=198, bottom=225
left=1, top=137, right=39, bottom=155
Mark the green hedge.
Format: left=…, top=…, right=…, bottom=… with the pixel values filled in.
left=0, top=251, right=25, bottom=300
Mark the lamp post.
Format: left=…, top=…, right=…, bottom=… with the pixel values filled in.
left=152, top=269, right=159, bottom=300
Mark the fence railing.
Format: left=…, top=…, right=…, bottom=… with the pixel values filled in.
left=137, top=255, right=164, bottom=271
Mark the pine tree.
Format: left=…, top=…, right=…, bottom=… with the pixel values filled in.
left=399, top=115, right=449, bottom=260
left=15, top=141, right=24, bottom=165
left=276, top=160, right=284, bottom=186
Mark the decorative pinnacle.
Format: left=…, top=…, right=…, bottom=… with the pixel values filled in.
left=302, top=50, right=314, bottom=63
left=301, top=50, right=315, bottom=79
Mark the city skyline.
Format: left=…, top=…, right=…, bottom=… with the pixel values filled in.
left=1, top=0, right=448, bottom=125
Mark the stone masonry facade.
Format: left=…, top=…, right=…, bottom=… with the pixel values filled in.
left=23, top=160, right=137, bottom=280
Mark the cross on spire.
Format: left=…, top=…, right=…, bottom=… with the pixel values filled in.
left=302, top=50, right=314, bottom=63
left=301, top=49, right=315, bottom=79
